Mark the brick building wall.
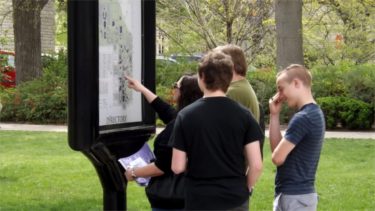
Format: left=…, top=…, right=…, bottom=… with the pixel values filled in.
left=0, top=0, right=55, bottom=53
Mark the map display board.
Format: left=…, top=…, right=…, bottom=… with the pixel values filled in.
left=98, top=0, right=142, bottom=126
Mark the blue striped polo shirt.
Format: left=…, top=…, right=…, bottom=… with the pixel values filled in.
left=275, top=103, right=325, bottom=195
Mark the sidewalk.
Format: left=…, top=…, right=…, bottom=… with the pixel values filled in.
left=1, top=123, right=374, bottom=139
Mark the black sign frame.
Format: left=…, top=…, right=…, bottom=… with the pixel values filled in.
left=68, top=0, right=156, bottom=151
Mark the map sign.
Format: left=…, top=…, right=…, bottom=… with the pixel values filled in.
left=98, top=0, right=142, bottom=126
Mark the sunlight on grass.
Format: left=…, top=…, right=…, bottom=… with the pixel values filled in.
left=0, top=131, right=374, bottom=210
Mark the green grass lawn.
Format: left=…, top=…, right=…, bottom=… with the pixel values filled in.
left=0, top=131, right=374, bottom=210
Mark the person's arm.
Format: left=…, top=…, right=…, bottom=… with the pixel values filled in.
left=150, top=98, right=177, bottom=124
left=268, top=93, right=283, bottom=152
left=268, top=93, right=297, bottom=166
left=126, top=75, right=176, bottom=123
left=124, top=163, right=164, bottom=181
left=245, top=141, right=263, bottom=191
left=171, top=148, right=187, bottom=174
left=125, top=75, right=157, bottom=103
left=271, top=138, right=296, bottom=166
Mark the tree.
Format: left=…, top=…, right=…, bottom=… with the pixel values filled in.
left=55, top=0, right=67, bottom=48
left=303, top=0, right=375, bottom=66
left=12, top=0, right=49, bottom=84
left=157, top=0, right=274, bottom=64
left=275, top=0, right=304, bottom=71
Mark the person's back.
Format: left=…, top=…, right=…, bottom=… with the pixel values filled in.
left=174, top=97, right=261, bottom=209
left=226, top=78, right=260, bottom=121
left=171, top=51, right=263, bottom=210
left=215, top=44, right=260, bottom=122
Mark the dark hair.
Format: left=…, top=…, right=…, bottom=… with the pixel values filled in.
left=198, top=51, right=233, bottom=92
left=177, top=74, right=203, bottom=111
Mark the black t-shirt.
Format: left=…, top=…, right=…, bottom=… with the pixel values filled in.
left=171, top=97, right=264, bottom=210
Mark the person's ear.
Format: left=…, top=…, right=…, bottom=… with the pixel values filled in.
left=293, top=79, right=300, bottom=88
left=198, top=73, right=205, bottom=82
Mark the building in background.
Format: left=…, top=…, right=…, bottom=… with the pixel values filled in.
left=0, top=0, right=55, bottom=53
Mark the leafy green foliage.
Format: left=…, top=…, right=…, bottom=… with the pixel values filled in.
left=55, top=0, right=67, bottom=47
left=312, top=63, right=375, bottom=106
left=317, top=97, right=374, bottom=130
left=155, top=59, right=198, bottom=100
left=303, top=0, right=375, bottom=66
left=0, top=50, right=67, bottom=123
left=344, top=64, right=375, bottom=105
left=248, top=69, right=276, bottom=110
left=311, top=62, right=351, bottom=97
left=156, top=0, right=274, bottom=65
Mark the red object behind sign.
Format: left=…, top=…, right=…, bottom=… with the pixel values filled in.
left=1, top=69, right=16, bottom=88
left=0, top=50, right=16, bottom=88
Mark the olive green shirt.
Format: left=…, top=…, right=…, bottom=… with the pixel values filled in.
left=226, top=78, right=260, bottom=122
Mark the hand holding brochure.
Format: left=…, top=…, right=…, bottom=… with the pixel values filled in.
left=118, top=143, right=155, bottom=186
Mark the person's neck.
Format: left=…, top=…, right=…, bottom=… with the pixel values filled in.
left=232, top=74, right=245, bottom=82
left=297, top=91, right=316, bottom=109
left=203, top=89, right=226, bottom=98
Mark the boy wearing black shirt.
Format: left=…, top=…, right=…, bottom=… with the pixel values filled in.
left=171, top=51, right=263, bottom=210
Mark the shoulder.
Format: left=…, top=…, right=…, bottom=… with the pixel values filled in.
left=227, top=82, right=252, bottom=98
left=297, top=104, right=324, bottom=121
left=289, top=104, right=324, bottom=130
left=177, top=98, right=203, bottom=116
left=225, top=98, right=254, bottom=119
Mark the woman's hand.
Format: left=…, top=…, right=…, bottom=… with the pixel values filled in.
left=125, top=75, right=145, bottom=92
left=125, top=75, right=157, bottom=103
left=124, top=169, right=135, bottom=181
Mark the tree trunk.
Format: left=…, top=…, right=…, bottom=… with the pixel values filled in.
left=12, top=0, right=48, bottom=84
left=275, top=0, right=304, bottom=71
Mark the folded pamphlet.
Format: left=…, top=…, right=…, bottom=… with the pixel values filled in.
left=118, top=143, right=155, bottom=186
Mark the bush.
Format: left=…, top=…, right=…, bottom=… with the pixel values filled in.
left=344, top=64, right=375, bottom=106
left=312, top=63, right=375, bottom=106
left=155, top=60, right=198, bottom=122
left=311, top=63, right=351, bottom=98
left=247, top=69, right=275, bottom=122
left=317, top=97, right=374, bottom=130
left=156, top=60, right=198, bottom=88
left=0, top=50, right=67, bottom=123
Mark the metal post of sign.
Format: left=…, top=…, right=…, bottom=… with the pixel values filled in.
left=68, top=0, right=155, bottom=210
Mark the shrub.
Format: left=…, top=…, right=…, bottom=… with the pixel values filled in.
left=339, top=98, right=374, bottom=130
left=311, top=63, right=351, bottom=98
left=312, top=63, right=375, bottom=106
left=156, top=60, right=198, bottom=88
left=156, top=84, right=173, bottom=104
left=344, top=64, right=375, bottom=106
left=247, top=68, right=276, bottom=122
left=316, top=97, right=341, bottom=129
left=0, top=50, right=67, bottom=123
left=317, top=97, right=374, bottom=130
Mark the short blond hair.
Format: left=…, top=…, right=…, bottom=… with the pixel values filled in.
left=277, top=64, right=312, bottom=87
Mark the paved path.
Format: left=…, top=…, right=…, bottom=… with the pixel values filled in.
left=1, top=123, right=374, bottom=139
left=0, top=123, right=68, bottom=132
